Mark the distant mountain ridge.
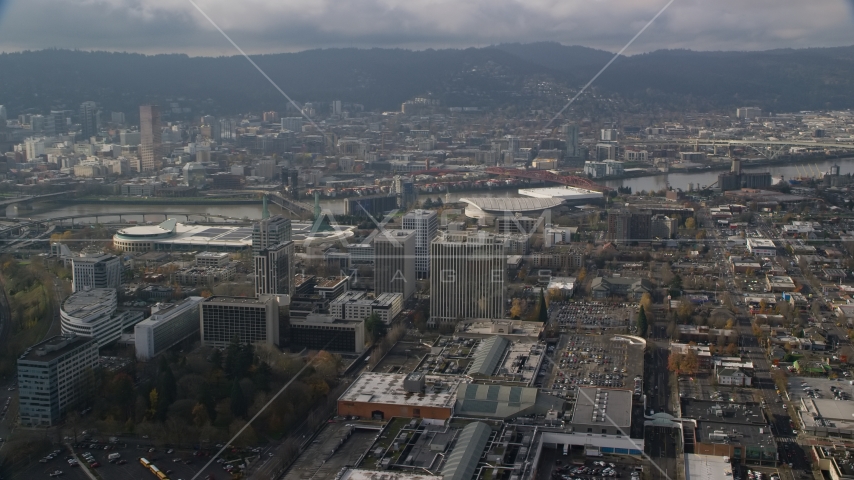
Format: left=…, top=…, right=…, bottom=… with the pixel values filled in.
left=0, top=42, right=852, bottom=119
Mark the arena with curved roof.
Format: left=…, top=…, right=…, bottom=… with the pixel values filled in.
left=460, top=197, right=563, bottom=224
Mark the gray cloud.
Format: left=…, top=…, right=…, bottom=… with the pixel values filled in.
left=0, top=0, right=851, bottom=55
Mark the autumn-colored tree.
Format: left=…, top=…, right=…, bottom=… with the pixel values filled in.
left=577, top=267, right=587, bottom=283
left=147, top=388, right=159, bottom=421
left=640, top=293, right=653, bottom=314
left=696, top=230, right=707, bottom=240
left=200, top=289, right=213, bottom=298
left=192, top=403, right=210, bottom=427
left=685, top=217, right=696, bottom=229
left=677, top=302, right=694, bottom=322
left=725, top=318, right=735, bottom=329
left=510, top=298, right=526, bottom=319
left=725, top=343, right=738, bottom=356
left=682, top=350, right=699, bottom=374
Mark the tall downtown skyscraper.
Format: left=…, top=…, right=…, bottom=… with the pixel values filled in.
left=402, top=209, right=438, bottom=279
left=252, top=215, right=292, bottom=257
left=254, top=241, right=295, bottom=298
left=79, top=101, right=98, bottom=139
left=139, top=105, right=162, bottom=172
left=429, top=232, right=505, bottom=323
left=562, top=124, right=580, bottom=157
left=373, top=229, right=415, bottom=300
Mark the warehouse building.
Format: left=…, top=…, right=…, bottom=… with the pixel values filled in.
left=337, top=372, right=461, bottom=420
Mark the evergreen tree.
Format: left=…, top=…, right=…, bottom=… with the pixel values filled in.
left=225, top=335, right=241, bottom=377
left=210, top=349, right=223, bottom=370
left=637, top=307, right=649, bottom=337
left=365, top=313, right=388, bottom=341
left=230, top=379, right=248, bottom=418
left=537, top=288, right=549, bottom=323
left=198, top=382, right=217, bottom=422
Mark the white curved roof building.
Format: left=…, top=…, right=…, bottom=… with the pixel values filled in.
left=459, top=197, right=563, bottom=224
left=60, top=288, right=144, bottom=347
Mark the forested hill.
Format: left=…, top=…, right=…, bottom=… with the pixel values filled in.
left=1, top=42, right=852, bottom=118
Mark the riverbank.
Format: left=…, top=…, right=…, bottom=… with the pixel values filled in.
left=591, top=153, right=847, bottom=183
left=64, top=196, right=260, bottom=205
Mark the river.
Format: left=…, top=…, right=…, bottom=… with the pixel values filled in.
left=602, top=157, right=854, bottom=192
left=18, top=157, right=854, bottom=222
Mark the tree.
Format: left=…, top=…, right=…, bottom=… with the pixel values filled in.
left=192, top=403, right=210, bottom=427
left=640, top=293, right=653, bottom=314
left=577, top=267, right=587, bottom=284
left=685, top=217, right=696, bottom=229
left=536, top=288, right=549, bottom=323
left=670, top=274, right=683, bottom=291
left=510, top=298, right=526, bottom=319
left=667, top=353, right=683, bottom=373
left=696, top=230, right=707, bottom=240
left=637, top=307, right=649, bottom=337
left=365, top=313, right=387, bottom=342
left=677, top=302, right=694, bottom=322
left=210, top=349, right=223, bottom=370
left=682, top=350, right=699, bottom=374
left=147, top=388, right=159, bottom=421
left=230, top=379, right=248, bottom=418
left=666, top=321, right=677, bottom=339
left=108, top=372, right=135, bottom=420
left=725, top=343, right=738, bottom=356
left=725, top=318, right=735, bottom=329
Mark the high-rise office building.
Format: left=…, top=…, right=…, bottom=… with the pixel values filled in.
left=373, top=230, right=416, bottom=300
left=0, top=105, right=7, bottom=126
left=562, top=124, right=580, bottom=157
left=139, top=105, right=162, bottom=172
left=402, top=209, right=438, bottom=279
left=332, top=100, right=342, bottom=115
left=252, top=215, right=292, bottom=256
left=49, top=110, right=72, bottom=135
left=17, top=334, right=98, bottom=426
left=219, top=118, right=235, bottom=141
left=79, top=101, right=98, bottom=139
left=607, top=210, right=652, bottom=244
left=200, top=296, right=279, bottom=348
left=281, top=117, right=303, bottom=132
left=254, top=241, right=295, bottom=297
left=429, top=232, right=505, bottom=323
left=71, top=252, right=122, bottom=292
left=134, top=297, right=204, bottom=361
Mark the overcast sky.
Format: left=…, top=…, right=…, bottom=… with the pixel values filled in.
left=0, top=0, right=852, bottom=56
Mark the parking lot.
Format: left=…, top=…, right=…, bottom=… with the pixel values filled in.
left=538, top=447, right=643, bottom=480
left=552, top=302, right=638, bottom=332
left=547, top=334, right=645, bottom=400
left=66, top=439, right=255, bottom=480
left=785, top=375, right=854, bottom=403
